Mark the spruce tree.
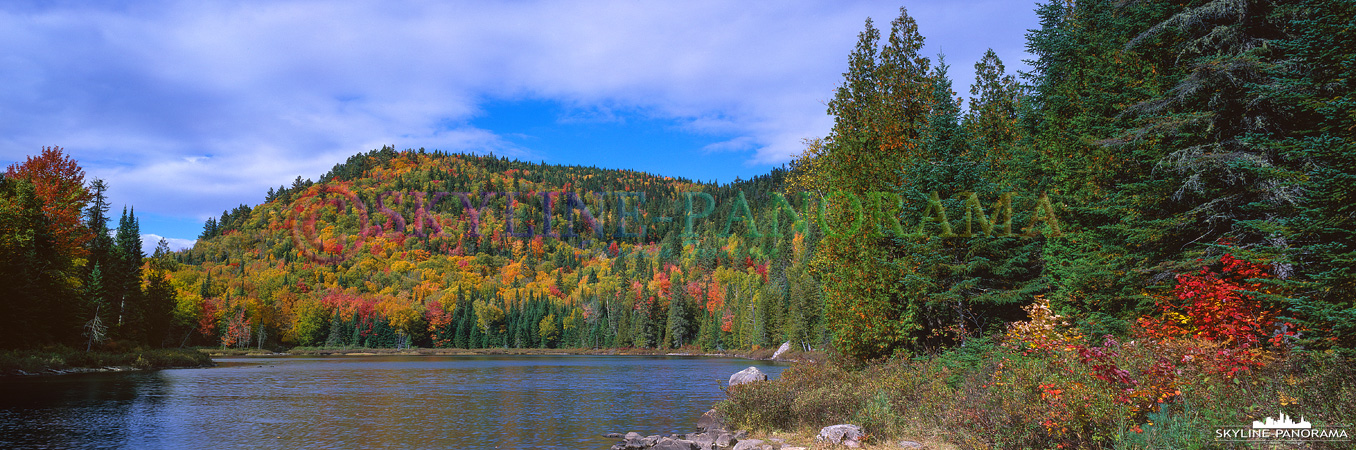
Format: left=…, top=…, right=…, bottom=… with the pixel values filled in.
left=110, top=207, right=146, bottom=341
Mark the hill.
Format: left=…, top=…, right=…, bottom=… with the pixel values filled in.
left=173, top=147, right=820, bottom=350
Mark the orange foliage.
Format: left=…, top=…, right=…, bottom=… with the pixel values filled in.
left=5, top=146, right=92, bottom=256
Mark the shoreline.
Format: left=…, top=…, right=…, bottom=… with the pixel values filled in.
left=204, top=345, right=826, bottom=362
left=6, top=363, right=215, bottom=377
left=1, top=348, right=216, bottom=378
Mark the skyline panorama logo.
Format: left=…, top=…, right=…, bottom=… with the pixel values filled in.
left=1215, top=411, right=1351, bottom=443
left=286, top=185, right=1064, bottom=264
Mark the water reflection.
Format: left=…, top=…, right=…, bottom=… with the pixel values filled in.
left=0, top=355, right=785, bottom=449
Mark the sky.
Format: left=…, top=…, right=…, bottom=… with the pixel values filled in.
left=0, top=1, right=1042, bottom=254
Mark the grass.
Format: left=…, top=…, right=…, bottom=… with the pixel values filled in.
left=0, top=346, right=214, bottom=375
left=717, top=338, right=1356, bottom=449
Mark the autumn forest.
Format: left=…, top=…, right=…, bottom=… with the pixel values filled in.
left=2, top=1, right=1354, bottom=446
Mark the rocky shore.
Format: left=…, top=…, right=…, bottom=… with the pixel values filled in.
left=604, top=407, right=786, bottom=450
left=605, top=363, right=930, bottom=450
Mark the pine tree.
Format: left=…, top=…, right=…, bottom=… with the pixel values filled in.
left=110, top=207, right=145, bottom=341
left=795, top=7, right=937, bottom=360
left=1266, top=0, right=1356, bottom=347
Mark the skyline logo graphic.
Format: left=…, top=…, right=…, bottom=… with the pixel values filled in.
left=1215, top=410, right=1349, bottom=443
left=1252, top=412, right=1312, bottom=429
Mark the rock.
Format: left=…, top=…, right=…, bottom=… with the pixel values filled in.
left=898, top=440, right=924, bottom=448
left=771, top=341, right=792, bottom=359
left=604, top=432, right=623, bottom=438
left=618, top=432, right=658, bottom=449
left=817, top=424, right=865, bottom=447
left=653, top=436, right=702, bottom=450
left=697, top=408, right=727, bottom=432
left=714, top=432, right=738, bottom=448
left=689, top=432, right=716, bottom=449
left=728, top=366, right=767, bottom=386
left=733, top=438, right=777, bottom=450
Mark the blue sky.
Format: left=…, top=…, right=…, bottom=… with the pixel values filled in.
left=0, top=1, right=1041, bottom=253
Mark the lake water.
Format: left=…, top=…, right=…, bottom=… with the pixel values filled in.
left=0, top=355, right=786, bottom=449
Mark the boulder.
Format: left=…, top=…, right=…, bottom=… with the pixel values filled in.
left=688, top=431, right=716, bottom=449
left=697, top=408, right=728, bottom=432
left=653, top=436, right=701, bottom=450
left=817, top=424, right=865, bottom=447
left=771, top=341, right=792, bottom=360
left=619, top=432, right=659, bottom=449
left=714, top=432, right=738, bottom=448
left=731, top=438, right=767, bottom=450
left=728, top=367, right=767, bottom=386
left=604, top=432, right=623, bottom=438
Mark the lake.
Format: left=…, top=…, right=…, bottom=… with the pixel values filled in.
left=0, top=355, right=787, bottom=449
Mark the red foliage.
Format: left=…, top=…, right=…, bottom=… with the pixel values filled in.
left=631, top=280, right=645, bottom=303
left=706, top=278, right=725, bottom=312
left=650, top=269, right=672, bottom=299
left=425, top=300, right=454, bottom=347
left=1135, top=252, right=1291, bottom=377
left=685, top=281, right=704, bottom=303
left=198, top=299, right=219, bottom=339
left=1138, top=254, right=1282, bottom=348
left=5, top=146, right=92, bottom=256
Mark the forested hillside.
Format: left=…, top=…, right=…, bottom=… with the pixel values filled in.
left=177, top=149, right=820, bottom=351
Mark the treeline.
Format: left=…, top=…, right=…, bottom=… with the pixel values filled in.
left=0, top=147, right=181, bottom=350
left=795, top=0, right=1355, bottom=360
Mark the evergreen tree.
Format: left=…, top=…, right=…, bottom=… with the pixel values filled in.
left=1267, top=0, right=1356, bottom=347
left=110, top=207, right=145, bottom=341
left=795, top=7, right=937, bottom=360
left=143, top=239, right=178, bottom=347
left=0, top=176, right=74, bottom=347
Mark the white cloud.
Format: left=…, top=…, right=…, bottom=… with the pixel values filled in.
left=140, top=234, right=197, bottom=255
left=0, top=0, right=1039, bottom=238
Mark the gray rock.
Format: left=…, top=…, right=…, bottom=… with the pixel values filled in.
left=728, top=366, right=767, bottom=386
left=898, top=440, right=924, bottom=448
left=714, top=432, right=737, bottom=448
left=697, top=408, right=727, bottom=432
left=771, top=341, right=792, bottom=359
left=620, top=432, right=658, bottom=449
left=604, top=432, right=623, bottom=438
left=731, top=438, right=768, bottom=450
left=816, top=424, right=865, bottom=446
left=653, top=436, right=702, bottom=450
